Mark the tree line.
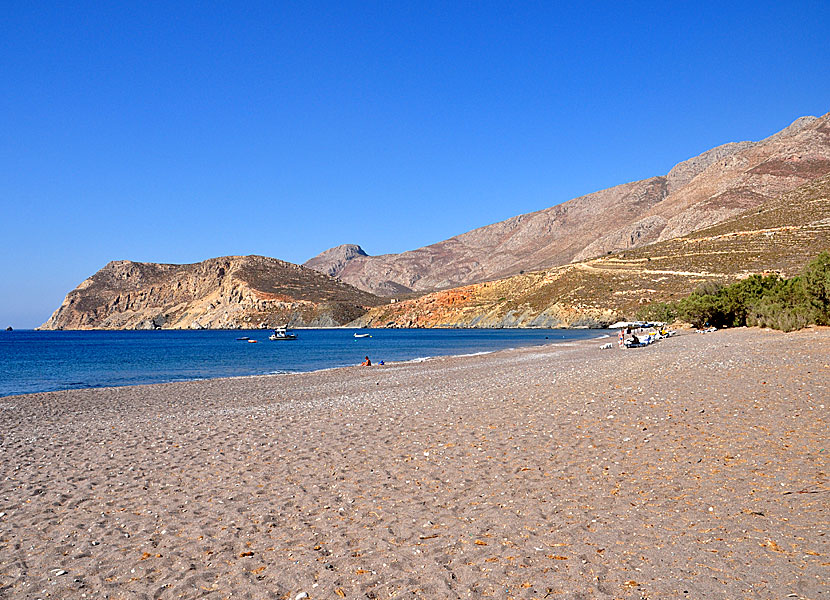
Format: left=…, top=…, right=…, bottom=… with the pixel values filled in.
left=637, top=251, right=830, bottom=332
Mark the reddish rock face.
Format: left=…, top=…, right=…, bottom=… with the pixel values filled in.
left=306, top=113, right=830, bottom=297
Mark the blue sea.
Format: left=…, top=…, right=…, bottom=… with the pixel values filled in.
left=0, top=328, right=609, bottom=397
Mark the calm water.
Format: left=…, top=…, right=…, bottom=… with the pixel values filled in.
left=0, top=328, right=609, bottom=397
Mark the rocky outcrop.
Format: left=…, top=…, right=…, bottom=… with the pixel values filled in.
left=40, top=256, right=383, bottom=330
left=308, top=113, right=830, bottom=295
left=352, top=175, right=830, bottom=328
left=665, top=141, right=755, bottom=194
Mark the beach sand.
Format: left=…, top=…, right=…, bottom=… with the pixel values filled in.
left=1, top=327, right=827, bottom=599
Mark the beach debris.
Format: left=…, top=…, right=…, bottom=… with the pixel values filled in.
left=761, top=539, right=784, bottom=552
left=52, top=569, right=68, bottom=576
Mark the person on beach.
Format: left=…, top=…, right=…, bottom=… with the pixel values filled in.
left=361, top=356, right=372, bottom=366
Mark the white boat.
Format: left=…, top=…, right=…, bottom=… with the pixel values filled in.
left=353, top=332, right=372, bottom=338
left=269, top=326, right=297, bottom=341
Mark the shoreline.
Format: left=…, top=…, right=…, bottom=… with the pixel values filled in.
left=1, top=327, right=827, bottom=599
left=1, top=328, right=610, bottom=399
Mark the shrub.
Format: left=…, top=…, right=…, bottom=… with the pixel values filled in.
left=635, top=252, right=829, bottom=332
left=801, top=251, right=830, bottom=325
left=746, top=277, right=814, bottom=331
left=675, top=274, right=785, bottom=328
left=635, top=301, right=677, bottom=323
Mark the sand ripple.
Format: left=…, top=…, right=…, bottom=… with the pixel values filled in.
left=1, top=328, right=828, bottom=599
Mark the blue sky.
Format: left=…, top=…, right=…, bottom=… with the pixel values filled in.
left=2, top=2, right=829, bottom=328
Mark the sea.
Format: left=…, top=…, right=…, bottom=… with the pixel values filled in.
left=0, top=328, right=610, bottom=397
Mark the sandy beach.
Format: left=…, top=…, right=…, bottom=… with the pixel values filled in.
left=1, top=327, right=827, bottom=599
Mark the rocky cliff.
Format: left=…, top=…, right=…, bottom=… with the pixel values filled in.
left=40, top=256, right=383, bottom=330
left=307, top=113, right=830, bottom=296
left=350, top=174, right=830, bottom=328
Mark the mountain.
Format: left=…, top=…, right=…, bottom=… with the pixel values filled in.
left=39, top=255, right=383, bottom=330
left=350, top=174, right=830, bottom=328
left=303, top=244, right=368, bottom=278
left=306, top=113, right=830, bottom=296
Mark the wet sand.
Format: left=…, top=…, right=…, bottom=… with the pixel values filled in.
left=1, top=327, right=828, bottom=599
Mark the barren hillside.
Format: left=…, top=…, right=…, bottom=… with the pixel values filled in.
left=308, top=113, right=830, bottom=296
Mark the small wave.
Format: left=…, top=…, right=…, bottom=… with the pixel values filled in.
left=402, top=356, right=431, bottom=363
left=453, top=350, right=494, bottom=358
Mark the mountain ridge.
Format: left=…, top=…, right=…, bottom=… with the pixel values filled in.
left=350, top=174, right=830, bottom=328
left=306, top=113, right=830, bottom=295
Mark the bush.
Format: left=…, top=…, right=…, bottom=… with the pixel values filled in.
left=676, top=290, right=724, bottom=328
left=674, top=274, right=785, bottom=328
left=637, top=252, right=830, bottom=332
left=745, top=277, right=813, bottom=331
left=635, top=301, right=677, bottom=323
left=801, top=251, right=830, bottom=325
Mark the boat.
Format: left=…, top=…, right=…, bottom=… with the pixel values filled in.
left=353, top=332, right=372, bottom=338
left=236, top=336, right=250, bottom=341
left=269, top=326, right=297, bottom=341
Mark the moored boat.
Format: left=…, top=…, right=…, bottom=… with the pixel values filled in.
left=270, top=326, right=297, bottom=340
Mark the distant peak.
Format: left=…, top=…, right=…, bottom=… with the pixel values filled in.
left=306, top=244, right=368, bottom=262
left=329, top=244, right=368, bottom=258
left=303, top=244, right=369, bottom=278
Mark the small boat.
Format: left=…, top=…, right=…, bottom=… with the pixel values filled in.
left=269, top=326, right=297, bottom=341
left=236, top=336, right=250, bottom=341
left=247, top=339, right=258, bottom=343
left=353, top=332, right=372, bottom=338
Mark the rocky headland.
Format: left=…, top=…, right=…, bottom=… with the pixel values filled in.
left=39, top=256, right=383, bottom=330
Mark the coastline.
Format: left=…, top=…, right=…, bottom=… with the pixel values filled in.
left=1, top=327, right=827, bottom=598
left=1, top=328, right=609, bottom=398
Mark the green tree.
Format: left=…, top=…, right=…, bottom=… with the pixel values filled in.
left=746, top=276, right=814, bottom=332
left=635, top=301, right=678, bottom=323
left=801, top=251, right=830, bottom=325
left=676, top=283, right=726, bottom=328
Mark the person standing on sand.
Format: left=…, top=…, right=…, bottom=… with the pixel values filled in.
left=361, top=356, right=372, bottom=366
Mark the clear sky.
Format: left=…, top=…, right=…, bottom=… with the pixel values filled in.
left=2, top=2, right=829, bottom=328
